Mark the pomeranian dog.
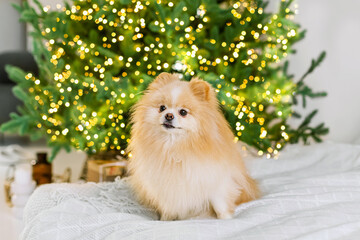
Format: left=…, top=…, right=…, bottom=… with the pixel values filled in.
left=127, top=73, right=259, bottom=220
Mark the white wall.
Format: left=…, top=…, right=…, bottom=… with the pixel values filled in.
left=1, top=0, right=359, bottom=143
left=0, top=0, right=61, bottom=52
left=286, top=1, right=360, bottom=143
left=0, top=0, right=25, bottom=53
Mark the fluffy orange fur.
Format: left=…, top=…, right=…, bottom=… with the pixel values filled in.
left=127, top=73, right=259, bottom=220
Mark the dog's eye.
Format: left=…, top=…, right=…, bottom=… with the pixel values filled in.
left=179, top=109, right=188, bottom=117
left=159, top=105, right=166, bottom=112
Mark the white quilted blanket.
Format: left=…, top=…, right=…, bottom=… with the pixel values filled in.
left=21, top=142, right=360, bottom=240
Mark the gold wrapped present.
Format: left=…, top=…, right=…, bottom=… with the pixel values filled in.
left=87, top=159, right=127, bottom=182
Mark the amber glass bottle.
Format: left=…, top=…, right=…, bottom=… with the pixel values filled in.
left=32, top=153, right=52, bottom=185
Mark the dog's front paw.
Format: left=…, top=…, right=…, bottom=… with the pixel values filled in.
left=160, top=213, right=177, bottom=221
left=211, top=198, right=234, bottom=220
left=216, top=211, right=233, bottom=220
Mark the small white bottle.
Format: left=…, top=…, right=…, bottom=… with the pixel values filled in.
left=10, top=163, right=36, bottom=219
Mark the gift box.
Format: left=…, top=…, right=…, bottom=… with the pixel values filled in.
left=87, top=159, right=127, bottom=182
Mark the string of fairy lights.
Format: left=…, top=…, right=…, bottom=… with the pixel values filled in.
left=24, top=0, right=299, bottom=158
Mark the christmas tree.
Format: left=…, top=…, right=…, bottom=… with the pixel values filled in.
left=1, top=0, right=328, bottom=160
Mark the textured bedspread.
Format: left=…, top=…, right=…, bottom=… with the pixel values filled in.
left=21, top=142, right=360, bottom=240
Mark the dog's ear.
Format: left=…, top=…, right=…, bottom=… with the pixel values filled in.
left=189, top=78, right=213, bottom=102
left=148, top=73, right=178, bottom=91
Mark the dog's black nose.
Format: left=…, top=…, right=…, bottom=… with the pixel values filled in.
left=165, top=113, right=174, bottom=121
